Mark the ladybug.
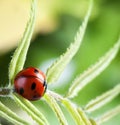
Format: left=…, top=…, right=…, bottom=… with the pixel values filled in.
left=14, top=67, right=47, bottom=101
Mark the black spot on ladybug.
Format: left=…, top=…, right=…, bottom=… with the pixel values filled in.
left=19, top=88, right=24, bottom=95
left=34, top=69, right=39, bottom=74
left=31, top=82, right=36, bottom=90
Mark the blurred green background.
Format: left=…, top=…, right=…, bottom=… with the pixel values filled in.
left=0, top=0, right=120, bottom=124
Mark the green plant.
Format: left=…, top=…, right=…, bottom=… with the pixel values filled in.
left=0, top=0, right=120, bottom=124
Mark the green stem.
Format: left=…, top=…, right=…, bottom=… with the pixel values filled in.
left=96, top=105, right=120, bottom=124
left=0, top=101, right=30, bottom=125
left=44, top=93, right=68, bottom=125
left=0, top=87, right=12, bottom=97
left=62, top=99, right=85, bottom=125
left=47, top=90, right=90, bottom=125
left=85, top=84, right=120, bottom=112
left=13, top=94, right=45, bottom=125
left=89, top=119, right=97, bottom=125
left=9, top=0, right=37, bottom=85
left=77, top=108, right=92, bottom=125
left=14, top=93, right=49, bottom=125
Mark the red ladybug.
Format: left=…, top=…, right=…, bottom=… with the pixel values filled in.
left=14, top=67, right=47, bottom=101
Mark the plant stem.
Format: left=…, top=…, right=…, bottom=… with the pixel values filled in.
left=0, top=101, right=30, bottom=125
left=96, top=105, right=120, bottom=124
left=44, top=93, right=68, bottom=125
left=13, top=94, right=45, bottom=125
left=85, top=84, right=120, bottom=112
left=0, top=87, right=13, bottom=97
left=14, top=93, right=49, bottom=125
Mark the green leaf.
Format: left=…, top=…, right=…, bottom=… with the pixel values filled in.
left=77, top=108, right=92, bottom=125
left=62, top=99, right=86, bottom=125
left=8, top=0, right=36, bottom=85
left=0, top=101, right=30, bottom=125
left=85, top=84, right=120, bottom=113
left=46, top=90, right=91, bottom=125
left=96, top=105, right=120, bottom=124
left=44, top=93, right=68, bottom=125
left=46, top=0, right=93, bottom=84
left=13, top=94, right=48, bottom=125
left=89, top=119, right=97, bottom=125
left=66, top=37, right=120, bottom=98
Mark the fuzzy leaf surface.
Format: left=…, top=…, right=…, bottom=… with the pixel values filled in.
left=85, top=84, right=120, bottom=112
left=9, top=0, right=36, bottom=85
left=0, top=101, right=30, bottom=125
left=46, top=0, right=93, bottom=84
left=44, top=93, right=68, bottom=125
left=96, top=105, right=120, bottom=124
left=67, top=37, right=120, bottom=98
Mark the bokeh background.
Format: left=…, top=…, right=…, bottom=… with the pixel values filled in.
left=0, top=0, right=120, bottom=124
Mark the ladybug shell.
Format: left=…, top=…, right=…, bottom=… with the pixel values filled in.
left=14, top=67, right=47, bottom=101
left=15, top=67, right=46, bottom=82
